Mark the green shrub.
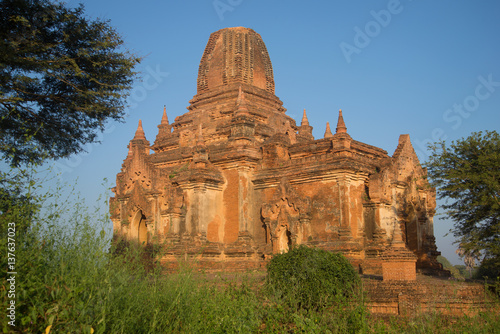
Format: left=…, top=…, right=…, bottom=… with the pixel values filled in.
left=265, top=245, right=361, bottom=311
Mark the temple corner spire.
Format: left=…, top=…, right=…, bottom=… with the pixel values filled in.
left=335, top=109, right=347, bottom=134
left=324, top=122, right=333, bottom=138
left=161, top=105, right=169, bottom=125
left=301, top=108, right=310, bottom=126
left=133, top=120, right=147, bottom=141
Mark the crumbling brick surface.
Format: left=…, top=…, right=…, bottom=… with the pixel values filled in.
left=365, top=276, right=497, bottom=316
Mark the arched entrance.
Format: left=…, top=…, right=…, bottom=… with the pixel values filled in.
left=131, top=210, right=148, bottom=245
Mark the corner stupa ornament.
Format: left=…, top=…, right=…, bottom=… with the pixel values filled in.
left=336, top=109, right=347, bottom=134
left=110, top=27, right=445, bottom=276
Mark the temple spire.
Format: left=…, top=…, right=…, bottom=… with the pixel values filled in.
left=134, top=120, right=147, bottom=140
left=161, top=105, right=169, bottom=125
left=301, top=109, right=310, bottom=126
left=193, top=123, right=208, bottom=168
left=324, top=122, right=333, bottom=138
left=391, top=220, right=406, bottom=248
left=298, top=108, right=314, bottom=140
left=196, top=123, right=205, bottom=147
left=235, top=85, right=250, bottom=116
left=336, top=109, right=347, bottom=134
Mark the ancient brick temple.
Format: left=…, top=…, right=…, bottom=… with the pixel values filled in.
left=110, top=27, right=443, bottom=274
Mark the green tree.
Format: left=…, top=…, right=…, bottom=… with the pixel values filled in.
left=426, top=130, right=500, bottom=278
left=436, top=255, right=464, bottom=279
left=0, top=0, right=140, bottom=165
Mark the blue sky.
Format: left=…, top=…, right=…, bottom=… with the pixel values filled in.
left=40, top=0, right=500, bottom=265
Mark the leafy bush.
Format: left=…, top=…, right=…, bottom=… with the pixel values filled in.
left=265, top=245, right=361, bottom=311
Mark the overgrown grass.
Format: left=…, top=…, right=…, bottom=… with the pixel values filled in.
left=0, top=169, right=265, bottom=333
left=368, top=311, right=500, bottom=334
left=1, top=169, right=499, bottom=333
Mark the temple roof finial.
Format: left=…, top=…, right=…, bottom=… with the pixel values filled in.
left=196, top=123, right=205, bottom=146
left=161, top=105, right=169, bottom=125
left=301, top=108, right=309, bottom=126
left=324, top=122, right=333, bottom=138
left=235, top=85, right=250, bottom=115
left=336, top=109, right=347, bottom=134
left=134, top=119, right=147, bottom=140
left=391, top=220, right=406, bottom=248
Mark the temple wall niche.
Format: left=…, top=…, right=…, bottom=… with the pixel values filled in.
left=222, top=168, right=240, bottom=243
left=257, top=179, right=312, bottom=252
left=238, top=167, right=254, bottom=235
left=248, top=189, right=266, bottom=245
left=184, top=187, right=223, bottom=238
left=348, top=179, right=365, bottom=239
left=176, top=192, right=190, bottom=235
left=250, top=185, right=272, bottom=245
left=363, top=205, right=376, bottom=241
left=299, top=181, right=340, bottom=239
left=379, top=204, right=396, bottom=239
left=257, top=186, right=278, bottom=246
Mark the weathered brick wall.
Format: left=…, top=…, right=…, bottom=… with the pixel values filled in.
left=382, top=261, right=416, bottom=281
left=365, top=278, right=498, bottom=316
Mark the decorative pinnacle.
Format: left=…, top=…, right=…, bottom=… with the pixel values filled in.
left=134, top=120, right=147, bottom=140
left=324, top=122, right=333, bottom=138
left=196, top=123, right=205, bottom=146
left=235, top=85, right=250, bottom=115
left=161, top=105, right=169, bottom=125
left=392, top=220, right=406, bottom=248
left=336, top=109, right=347, bottom=134
left=301, top=109, right=309, bottom=126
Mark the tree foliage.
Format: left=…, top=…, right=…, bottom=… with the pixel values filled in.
left=0, top=0, right=140, bottom=165
left=425, top=130, right=500, bottom=277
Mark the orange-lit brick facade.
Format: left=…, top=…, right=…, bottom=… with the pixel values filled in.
left=110, top=27, right=443, bottom=275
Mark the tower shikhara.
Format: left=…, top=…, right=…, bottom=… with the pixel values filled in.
left=110, top=27, right=443, bottom=274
